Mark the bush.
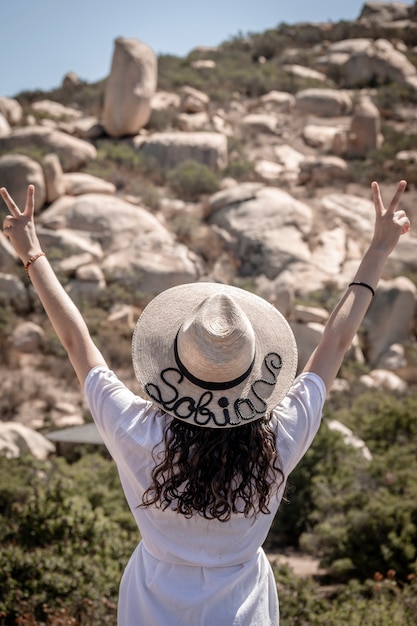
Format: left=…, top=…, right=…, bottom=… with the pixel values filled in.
left=167, top=159, right=219, bottom=200
left=0, top=454, right=137, bottom=624
left=84, top=140, right=165, bottom=192
left=317, top=575, right=417, bottom=626
left=275, top=563, right=417, bottom=625
left=274, top=389, right=417, bottom=583
left=157, top=39, right=325, bottom=105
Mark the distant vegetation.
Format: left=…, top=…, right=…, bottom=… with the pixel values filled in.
left=14, top=24, right=335, bottom=111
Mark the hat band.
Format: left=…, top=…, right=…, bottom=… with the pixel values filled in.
left=174, top=332, right=255, bottom=391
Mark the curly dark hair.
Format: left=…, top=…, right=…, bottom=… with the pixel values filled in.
left=141, top=417, right=284, bottom=521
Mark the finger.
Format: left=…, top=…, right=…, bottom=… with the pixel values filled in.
left=0, top=187, right=22, bottom=217
left=398, top=216, right=411, bottom=235
left=23, top=184, right=35, bottom=218
left=371, top=181, right=384, bottom=217
left=387, top=179, right=407, bottom=214
left=2, top=215, right=15, bottom=237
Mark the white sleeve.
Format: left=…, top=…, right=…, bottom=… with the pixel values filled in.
left=84, top=365, right=151, bottom=457
left=271, top=372, right=326, bottom=476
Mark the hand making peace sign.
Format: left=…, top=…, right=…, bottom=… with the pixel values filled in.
left=1, top=184, right=41, bottom=264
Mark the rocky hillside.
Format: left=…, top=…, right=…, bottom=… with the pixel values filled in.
left=1, top=1, right=417, bottom=455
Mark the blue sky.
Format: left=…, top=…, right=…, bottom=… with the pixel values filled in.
left=1, top=1, right=413, bottom=97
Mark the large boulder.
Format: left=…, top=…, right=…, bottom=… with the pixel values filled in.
left=0, top=154, right=46, bottom=212
left=102, top=38, right=157, bottom=137
left=298, top=155, right=349, bottom=187
left=363, top=276, right=417, bottom=367
left=275, top=190, right=384, bottom=295
left=66, top=263, right=107, bottom=305
left=208, top=185, right=313, bottom=279
left=63, top=172, right=116, bottom=196
left=259, top=90, right=296, bottom=113
left=284, top=64, right=327, bottom=83
left=102, top=237, right=202, bottom=294
left=180, top=86, right=210, bottom=113
left=0, top=235, right=18, bottom=272
left=302, top=123, right=345, bottom=151
left=151, top=91, right=181, bottom=112
left=318, top=192, right=375, bottom=239
left=176, top=111, right=211, bottom=132
left=347, top=97, right=384, bottom=157
left=11, top=321, right=45, bottom=353
left=0, top=274, right=31, bottom=313
left=73, top=116, right=104, bottom=140
left=31, top=99, right=83, bottom=121
left=359, top=2, right=411, bottom=23
left=42, top=153, right=66, bottom=203
left=0, top=422, right=55, bottom=460
left=254, top=160, right=285, bottom=183
left=0, top=96, right=23, bottom=126
left=206, top=183, right=264, bottom=215
left=39, top=194, right=203, bottom=294
left=317, top=38, right=417, bottom=89
left=240, top=114, right=280, bottom=135
left=295, top=88, right=353, bottom=117
left=0, top=113, right=10, bottom=137
left=291, top=321, right=325, bottom=372
left=36, top=227, right=103, bottom=259
left=39, top=194, right=169, bottom=251
left=0, top=126, right=97, bottom=171
left=132, top=131, right=228, bottom=169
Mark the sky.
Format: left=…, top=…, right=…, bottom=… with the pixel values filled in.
left=1, top=1, right=414, bottom=98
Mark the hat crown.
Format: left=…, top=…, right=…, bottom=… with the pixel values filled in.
left=176, top=294, right=256, bottom=384
left=132, top=281, right=298, bottom=428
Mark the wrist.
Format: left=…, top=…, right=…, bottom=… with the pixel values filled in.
left=24, top=251, right=46, bottom=274
left=363, top=244, right=390, bottom=265
left=368, top=239, right=394, bottom=257
left=16, top=239, right=43, bottom=266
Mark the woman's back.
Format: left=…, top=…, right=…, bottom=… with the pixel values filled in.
left=85, top=365, right=326, bottom=625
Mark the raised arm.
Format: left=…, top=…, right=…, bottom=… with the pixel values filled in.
left=304, top=180, right=410, bottom=394
left=1, top=184, right=107, bottom=386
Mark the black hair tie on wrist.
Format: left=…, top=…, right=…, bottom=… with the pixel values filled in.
left=348, top=281, right=375, bottom=297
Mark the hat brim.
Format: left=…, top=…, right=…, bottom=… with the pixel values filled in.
left=132, top=282, right=298, bottom=428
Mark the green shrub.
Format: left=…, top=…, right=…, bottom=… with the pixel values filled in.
left=167, top=159, right=219, bottom=200
left=0, top=146, right=50, bottom=164
left=271, top=425, right=359, bottom=548
left=84, top=140, right=166, bottom=191
left=317, top=575, right=417, bottom=626
left=95, top=141, right=141, bottom=169
left=0, top=454, right=137, bottom=624
left=157, top=40, right=326, bottom=104
left=275, top=564, right=417, bottom=625
left=157, top=54, right=206, bottom=93
left=224, top=158, right=254, bottom=181
left=278, top=389, right=417, bottom=583
left=146, top=107, right=178, bottom=132
left=376, top=82, right=417, bottom=114
left=274, top=563, right=326, bottom=624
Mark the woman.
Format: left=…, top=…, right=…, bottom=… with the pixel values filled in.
left=1, top=181, right=410, bottom=625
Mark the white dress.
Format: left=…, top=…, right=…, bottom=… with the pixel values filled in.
left=85, top=367, right=325, bottom=626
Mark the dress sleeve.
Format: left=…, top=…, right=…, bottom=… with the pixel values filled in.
left=271, top=372, right=326, bottom=476
left=84, top=365, right=152, bottom=457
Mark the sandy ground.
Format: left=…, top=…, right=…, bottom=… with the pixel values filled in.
left=268, top=550, right=323, bottom=578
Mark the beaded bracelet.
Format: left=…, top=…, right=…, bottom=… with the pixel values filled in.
left=24, top=251, right=46, bottom=274
left=348, top=281, right=375, bottom=297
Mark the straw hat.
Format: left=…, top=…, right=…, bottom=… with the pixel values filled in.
left=132, top=283, right=297, bottom=428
